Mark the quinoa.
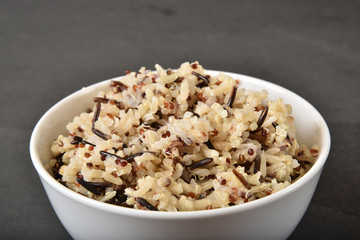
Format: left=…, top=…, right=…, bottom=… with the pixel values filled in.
left=50, top=62, right=318, bottom=211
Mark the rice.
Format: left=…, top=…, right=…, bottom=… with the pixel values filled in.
left=50, top=62, right=319, bottom=211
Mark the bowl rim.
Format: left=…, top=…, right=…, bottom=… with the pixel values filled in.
left=30, top=70, right=331, bottom=220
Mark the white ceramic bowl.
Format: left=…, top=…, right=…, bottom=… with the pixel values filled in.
left=30, top=70, right=331, bottom=240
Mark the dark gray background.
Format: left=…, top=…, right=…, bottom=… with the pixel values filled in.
left=1, top=0, right=359, bottom=239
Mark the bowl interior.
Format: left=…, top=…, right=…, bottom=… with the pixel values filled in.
left=30, top=70, right=330, bottom=216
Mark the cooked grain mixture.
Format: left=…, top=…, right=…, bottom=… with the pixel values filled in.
left=51, top=62, right=319, bottom=211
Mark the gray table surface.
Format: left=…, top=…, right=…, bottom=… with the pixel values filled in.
left=1, top=0, right=359, bottom=239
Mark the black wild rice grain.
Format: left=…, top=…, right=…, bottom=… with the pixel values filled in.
left=123, top=151, right=156, bottom=162
left=94, top=97, right=124, bottom=110
left=254, top=155, right=261, bottom=174
left=196, top=82, right=208, bottom=88
left=257, top=106, right=268, bottom=128
left=249, top=127, right=263, bottom=134
left=71, top=136, right=96, bottom=146
left=70, top=136, right=83, bottom=145
left=76, top=177, right=102, bottom=196
left=85, top=181, right=112, bottom=188
left=199, top=188, right=214, bottom=199
left=193, top=113, right=200, bottom=118
left=191, top=71, right=210, bottom=84
left=136, top=197, right=158, bottom=211
left=205, top=140, right=215, bottom=149
left=83, top=140, right=96, bottom=147
left=100, top=150, right=122, bottom=160
left=92, top=102, right=110, bottom=140
left=188, top=158, right=213, bottom=170
left=227, top=86, right=238, bottom=108
left=110, top=81, right=128, bottom=92
left=150, top=122, right=162, bottom=130
left=93, top=97, right=110, bottom=104
left=232, top=169, right=251, bottom=190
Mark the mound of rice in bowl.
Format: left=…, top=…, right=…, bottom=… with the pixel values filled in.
left=50, top=62, right=319, bottom=211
